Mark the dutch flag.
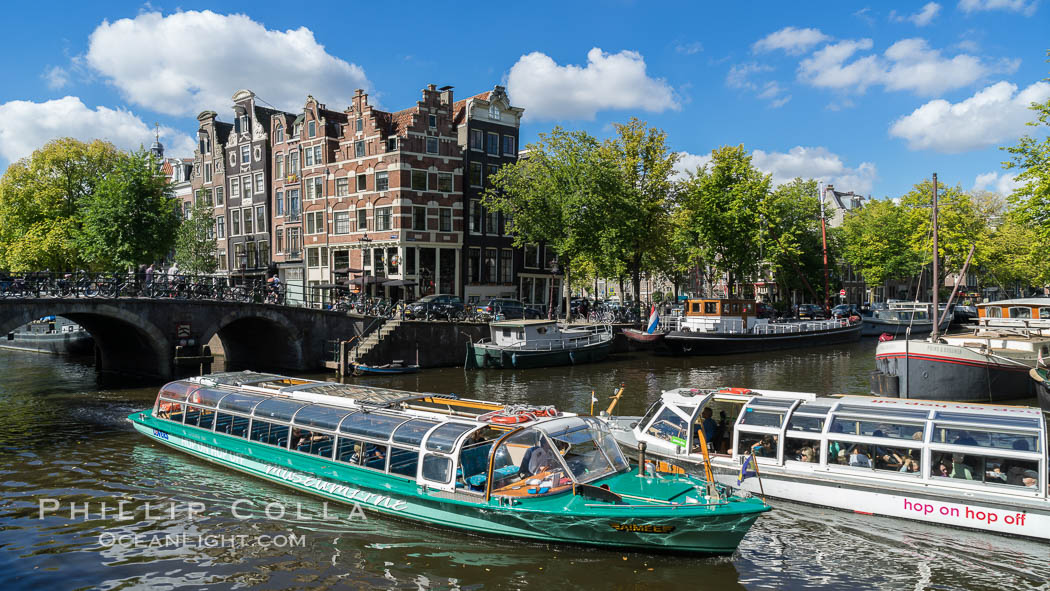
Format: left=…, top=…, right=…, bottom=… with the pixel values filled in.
left=647, top=304, right=660, bottom=334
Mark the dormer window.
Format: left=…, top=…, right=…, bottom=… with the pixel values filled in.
left=293, top=123, right=302, bottom=138
left=428, top=114, right=437, bottom=128
left=308, top=120, right=316, bottom=137
left=356, top=118, right=363, bottom=132
left=489, top=105, right=500, bottom=121
left=274, top=125, right=284, bottom=143
left=239, top=115, right=250, bottom=133
left=198, top=134, right=211, bottom=155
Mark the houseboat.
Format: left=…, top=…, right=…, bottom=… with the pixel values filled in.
left=861, top=301, right=951, bottom=337
left=128, top=371, right=770, bottom=554
left=603, top=387, right=1049, bottom=540
left=872, top=299, right=1050, bottom=401
left=661, top=298, right=861, bottom=355
left=2, top=316, right=94, bottom=356
left=468, top=320, right=613, bottom=369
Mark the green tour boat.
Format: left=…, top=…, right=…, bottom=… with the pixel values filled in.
left=128, top=371, right=770, bottom=554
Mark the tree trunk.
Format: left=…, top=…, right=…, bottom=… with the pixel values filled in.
left=563, top=261, right=571, bottom=323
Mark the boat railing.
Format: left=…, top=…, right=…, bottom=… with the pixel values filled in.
left=662, top=316, right=853, bottom=335
left=491, top=324, right=612, bottom=352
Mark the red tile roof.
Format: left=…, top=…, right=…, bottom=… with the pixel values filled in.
left=452, top=91, right=492, bottom=125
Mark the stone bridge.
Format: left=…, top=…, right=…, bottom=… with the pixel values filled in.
left=0, top=298, right=370, bottom=382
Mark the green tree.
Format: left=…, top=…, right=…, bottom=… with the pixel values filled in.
left=760, top=178, right=827, bottom=302
left=900, top=179, right=987, bottom=291
left=484, top=127, right=620, bottom=319
left=175, top=198, right=218, bottom=274
left=978, top=218, right=1040, bottom=289
left=78, top=149, right=181, bottom=270
left=840, top=199, right=923, bottom=287
left=676, top=145, right=770, bottom=294
left=0, top=138, right=122, bottom=271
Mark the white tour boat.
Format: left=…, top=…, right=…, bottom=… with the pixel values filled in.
left=603, top=387, right=1049, bottom=540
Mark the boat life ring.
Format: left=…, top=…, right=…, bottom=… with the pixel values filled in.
left=718, top=387, right=753, bottom=395
left=490, top=412, right=533, bottom=425
left=530, top=406, right=558, bottom=418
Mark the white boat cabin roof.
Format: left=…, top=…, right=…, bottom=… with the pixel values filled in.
left=490, top=319, right=558, bottom=328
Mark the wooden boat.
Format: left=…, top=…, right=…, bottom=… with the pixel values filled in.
left=873, top=299, right=1050, bottom=401
left=602, top=386, right=1050, bottom=540
left=622, top=328, right=666, bottom=348
left=468, top=320, right=613, bottom=369
left=662, top=298, right=861, bottom=355
left=127, top=371, right=770, bottom=554
left=352, top=361, right=420, bottom=376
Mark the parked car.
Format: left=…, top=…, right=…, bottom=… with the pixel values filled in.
left=796, top=304, right=826, bottom=320
left=756, top=302, right=776, bottom=319
left=477, top=298, right=543, bottom=320
left=830, top=304, right=862, bottom=319
left=406, top=294, right=464, bottom=320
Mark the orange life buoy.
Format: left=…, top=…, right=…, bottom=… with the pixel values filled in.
left=530, top=406, right=558, bottom=418
left=490, top=412, right=533, bottom=424
left=719, top=387, right=753, bottom=395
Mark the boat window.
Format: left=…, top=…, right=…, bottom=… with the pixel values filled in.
left=1008, top=306, right=1031, bottom=319
left=253, top=398, right=307, bottom=422
left=786, top=414, right=825, bottom=433
left=291, top=428, right=334, bottom=458
left=674, top=404, right=697, bottom=418
left=388, top=447, right=418, bottom=477
left=826, top=440, right=874, bottom=468
left=833, top=404, right=931, bottom=421
left=739, top=408, right=785, bottom=428
left=250, top=419, right=290, bottom=447
left=784, top=437, right=819, bottom=463
left=933, top=411, right=1042, bottom=431
left=707, top=399, right=746, bottom=454
left=645, top=407, right=688, bottom=446
left=870, top=443, right=921, bottom=474
left=194, top=388, right=228, bottom=408
left=217, top=392, right=267, bottom=414
left=335, top=437, right=386, bottom=469
left=985, top=306, right=1002, bottom=318
left=930, top=451, right=1039, bottom=488
left=544, top=419, right=626, bottom=483
left=637, top=400, right=663, bottom=432
left=422, top=454, right=452, bottom=483
left=425, top=422, right=476, bottom=453
left=184, top=405, right=215, bottom=429
left=393, top=419, right=440, bottom=446
left=488, top=430, right=568, bottom=496
left=339, top=412, right=410, bottom=440
left=293, top=404, right=352, bottom=431
left=738, top=433, right=778, bottom=459
left=704, top=302, right=717, bottom=314
left=156, top=401, right=183, bottom=420
left=215, top=413, right=250, bottom=438
left=829, top=417, right=925, bottom=441
left=930, top=426, right=1040, bottom=453
left=1040, top=307, right=1050, bottom=320
left=158, top=381, right=197, bottom=402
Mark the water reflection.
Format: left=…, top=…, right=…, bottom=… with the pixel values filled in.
left=0, top=346, right=1047, bottom=590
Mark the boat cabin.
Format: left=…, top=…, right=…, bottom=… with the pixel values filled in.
left=676, top=299, right=767, bottom=332
left=977, top=299, right=1050, bottom=330
left=633, top=388, right=1047, bottom=498
left=487, top=320, right=610, bottom=350
left=149, top=372, right=628, bottom=498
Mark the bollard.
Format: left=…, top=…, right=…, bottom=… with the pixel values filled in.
left=637, top=441, right=647, bottom=477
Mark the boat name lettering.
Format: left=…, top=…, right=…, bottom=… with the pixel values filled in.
left=152, top=429, right=169, bottom=440
left=869, top=399, right=1039, bottom=415
left=263, top=466, right=407, bottom=511
left=610, top=522, right=676, bottom=534
left=902, top=498, right=1027, bottom=527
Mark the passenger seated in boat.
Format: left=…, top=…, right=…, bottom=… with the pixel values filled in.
left=794, top=446, right=817, bottom=463
left=950, top=454, right=974, bottom=480
left=750, top=435, right=776, bottom=458
left=936, top=457, right=952, bottom=478
left=898, top=458, right=920, bottom=473
left=848, top=445, right=872, bottom=468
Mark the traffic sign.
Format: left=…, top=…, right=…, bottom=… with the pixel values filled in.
left=839, top=289, right=846, bottom=296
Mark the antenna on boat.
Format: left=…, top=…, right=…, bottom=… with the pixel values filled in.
left=931, top=173, right=940, bottom=342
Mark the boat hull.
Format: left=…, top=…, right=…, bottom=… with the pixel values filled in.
left=1, top=328, right=94, bottom=355
left=861, top=319, right=935, bottom=337
left=473, top=340, right=612, bottom=369
left=663, top=322, right=861, bottom=355
left=873, top=340, right=1036, bottom=402
left=129, top=412, right=765, bottom=554
left=352, top=364, right=420, bottom=376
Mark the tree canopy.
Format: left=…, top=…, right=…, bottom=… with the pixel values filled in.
left=175, top=198, right=218, bottom=275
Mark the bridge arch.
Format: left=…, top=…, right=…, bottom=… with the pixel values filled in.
left=0, top=301, right=172, bottom=381
left=201, top=307, right=305, bottom=373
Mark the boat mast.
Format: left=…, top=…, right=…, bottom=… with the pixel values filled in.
left=819, top=183, right=830, bottom=313
left=931, top=173, right=939, bottom=341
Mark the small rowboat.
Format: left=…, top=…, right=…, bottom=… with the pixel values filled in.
left=352, top=361, right=420, bottom=376
left=622, top=328, right=666, bottom=345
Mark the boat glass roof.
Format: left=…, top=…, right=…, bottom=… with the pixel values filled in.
left=252, top=398, right=307, bottom=421
left=339, top=412, right=411, bottom=440
left=425, top=422, right=477, bottom=452
left=297, top=382, right=423, bottom=405
left=292, top=404, right=352, bottom=430
left=745, top=398, right=796, bottom=409
left=791, top=400, right=834, bottom=415
left=393, top=419, right=440, bottom=446
left=217, top=392, right=268, bottom=414
left=833, top=404, right=930, bottom=421
left=932, top=411, right=1042, bottom=430
left=159, top=381, right=198, bottom=401
left=193, top=387, right=227, bottom=407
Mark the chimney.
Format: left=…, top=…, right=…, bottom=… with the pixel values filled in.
left=439, top=85, right=454, bottom=105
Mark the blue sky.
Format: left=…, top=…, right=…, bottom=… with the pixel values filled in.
left=2, top=1, right=1047, bottom=199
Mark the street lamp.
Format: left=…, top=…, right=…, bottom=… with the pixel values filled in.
left=360, top=234, right=373, bottom=298
left=547, top=258, right=559, bottom=320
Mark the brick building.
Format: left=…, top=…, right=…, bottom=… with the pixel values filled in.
left=190, top=110, right=233, bottom=275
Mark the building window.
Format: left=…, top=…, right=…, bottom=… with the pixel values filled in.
left=376, top=171, right=389, bottom=192
left=183, top=201, right=191, bottom=220
left=255, top=173, right=264, bottom=195
left=215, top=186, right=224, bottom=206
left=217, top=249, right=227, bottom=270
left=375, top=207, right=392, bottom=231
left=336, top=177, right=349, bottom=197
left=438, top=172, right=452, bottom=192
left=288, top=189, right=300, bottom=218
left=356, top=174, right=367, bottom=192
left=334, top=210, right=350, bottom=234
left=289, top=151, right=299, bottom=173
left=243, top=207, right=254, bottom=234
left=305, top=147, right=313, bottom=166
left=255, top=206, right=265, bottom=234
left=356, top=118, right=363, bottom=132
left=486, top=208, right=498, bottom=235
left=274, top=125, right=284, bottom=143
left=293, top=122, right=302, bottom=138
left=470, top=201, right=481, bottom=234
left=241, top=144, right=250, bottom=165
left=355, top=140, right=365, bottom=158
left=468, top=247, right=481, bottom=283
left=239, top=115, right=249, bottom=133
left=230, top=177, right=240, bottom=198
left=199, top=135, right=211, bottom=154
left=357, top=209, right=367, bottom=232
left=439, top=208, right=452, bottom=232
left=231, top=209, right=241, bottom=236
left=412, top=206, right=427, bottom=231
left=503, top=212, right=513, bottom=236
left=428, top=114, right=437, bottom=128
left=307, top=247, right=319, bottom=268
left=426, top=137, right=438, bottom=154
left=276, top=191, right=283, bottom=216
left=387, top=137, right=398, bottom=152
left=288, top=227, right=301, bottom=255
left=306, top=211, right=324, bottom=234
left=470, top=129, right=484, bottom=151
left=216, top=216, right=225, bottom=239
left=500, top=249, right=513, bottom=283
left=469, top=162, right=482, bottom=187
left=275, top=154, right=284, bottom=178
left=411, top=170, right=427, bottom=191
left=242, top=175, right=253, bottom=199
left=487, top=132, right=499, bottom=156
left=502, top=135, right=516, bottom=156
left=276, top=228, right=283, bottom=253
left=313, top=145, right=322, bottom=165
left=204, top=162, right=212, bottom=183
left=308, top=120, right=316, bottom=137
left=484, top=248, right=497, bottom=283
left=489, top=104, right=501, bottom=120
left=258, top=242, right=269, bottom=267
left=487, top=165, right=499, bottom=186
left=524, top=244, right=538, bottom=268
left=307, top=176, right=323, bottom=200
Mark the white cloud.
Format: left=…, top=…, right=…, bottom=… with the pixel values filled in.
left=506, top=48, right=678, bottom=121
left=675, top=41, right=703, bottom=55
left=672, top=151, right=712, bottom=180
left=799, top=37, right=1007, bottom=95
left=973, top=171, right=1020, bottom=194
left=0, top=96, right=195, bottom=164
left=751, top=146, right=877, bottom=194
left=752, top=27, right=830, bottom=55
left=84, top=10, right=370, bottom=116
left=891, top=2, right=942, bottom=25
left=958, top=0, right=1038, bottom=15
left=43, top=66, right=70, bottom=90
left=889, top=80, right=1050, bottom=152
left=726, top=62, right=772, bottom=90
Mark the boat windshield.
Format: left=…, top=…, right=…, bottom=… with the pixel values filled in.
left=537, top=417, right=629, bottom=483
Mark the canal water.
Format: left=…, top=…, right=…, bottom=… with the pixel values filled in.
left=1, top=342, right=1047, bottom=590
